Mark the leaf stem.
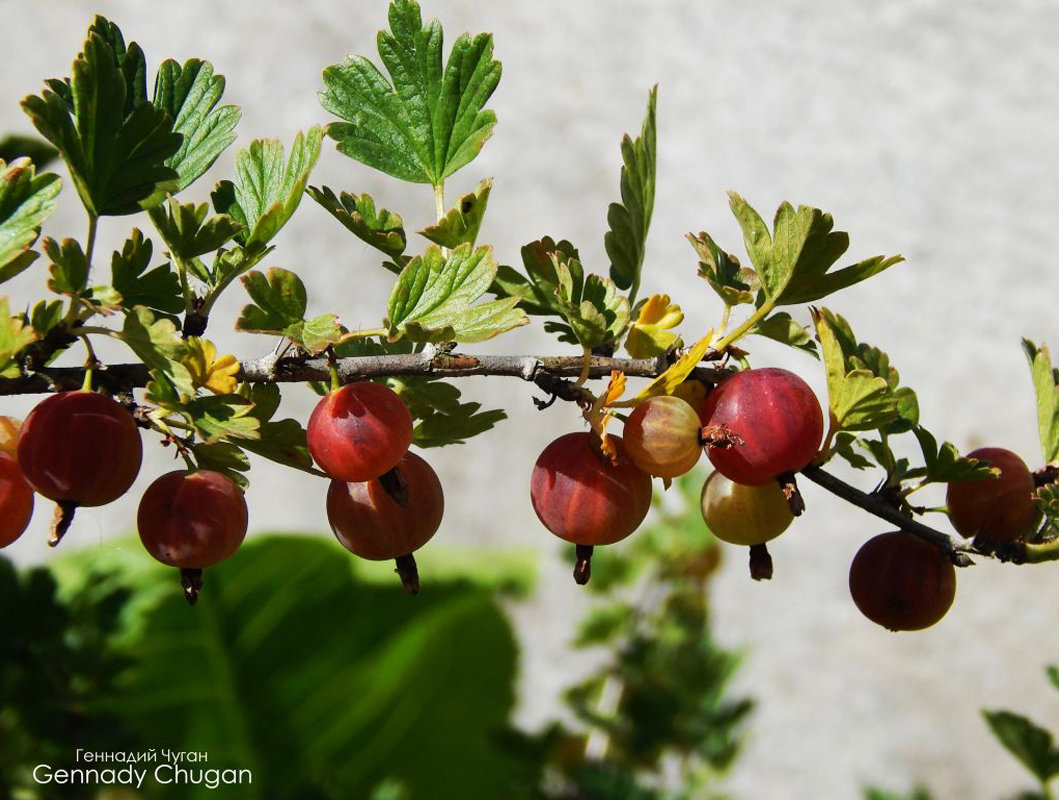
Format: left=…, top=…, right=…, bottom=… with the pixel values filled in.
left=433, top=181, right=445, bottom=223
left=85, top=214, right=98, bottom=266
left=710, top=298, right=773, bottom=353
left=340, top=327, right=388, bottom=342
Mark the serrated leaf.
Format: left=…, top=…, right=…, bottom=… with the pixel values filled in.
left=387, top=244, right=526, bottom=343
left=625, top=294, right=682, bottom=358
left=183, top=337, right=240, bottom=394
left=189, top=442, right=250, bottom=490
left=182, top=394, right=259, bottom=444
left=728, top=193, right=902, bottom=305
left=206, top=243, right=271, bottom=292
left=0, top=157, right=61, bottom=283
left=27, top=299, right=64, bottom=338
left=298, top=314, right=345, bottom=355
left=0, top=298, right=37, bottom=376
left=419, top=178, right=491, bottom=248
left=688, top=230, right=756, bottom=307
left=238, top=418, right=313, bottom=470
left=605, top=86, right=656, bottom=304
left=43, top=237, right=89, bottom=295
left=236, top=267, right=307, bottom=333
left=122, top=306, right=194, bottom=396
left=307, top=186, right=406, bottom=259
left=149, top=197, right=243, bottom=262
left=110, top=229, right=184, bottom=314
left=390, top=377, right=505, bottom=448
left=748, top=311, right=818, bottom=357
left=1023, top=339, right=1059, bottom=464
left=212, top=127, right=322, bottom=248
left=320, top=0, right=501, bottom=184
left=983, top=710, right=1059, bottom=783
left=21, top=19, right=181, bottom=216
left=633, top=331, right=713, bottom=403
left=239, top=381, right=281, bottom=423
left=813, top=307, right=897, bottom=431
left=912, top=425, right=997, bottom=484
left=488, top=237, right=580, bottom=317
left=153, top=58, right=240, bottom=190
left=551, top=253, right=630, bottom=350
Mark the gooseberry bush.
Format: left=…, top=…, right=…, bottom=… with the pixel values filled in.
left=2, top=0, right=1058, bottom=626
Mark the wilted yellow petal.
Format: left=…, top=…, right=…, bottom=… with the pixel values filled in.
left=625, top=294, right=684, bottom=358
left=183, top=337, right=241, bottom=395
left=0, top=416, right=21, bottom=460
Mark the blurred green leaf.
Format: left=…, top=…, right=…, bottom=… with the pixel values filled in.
left=0, top=134, right=59, bottom=168
left=605, top=86, right=656, bottom=304
left=0, top=157, right=61, bottom=283
left=983, top=709, right=1059, bottom=783
left=1023, top=339, right=1059, bottom=465
left=320, top=0, right=501, bottom=184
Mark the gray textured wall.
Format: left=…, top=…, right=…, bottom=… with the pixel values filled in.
left=3, top=1, right=1059, bottom=797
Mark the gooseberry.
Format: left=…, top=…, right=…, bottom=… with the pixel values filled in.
left=848, top=531, right=956, bottom=632
left=0, top=454, right=34, bottom=548
left=701, top=367, right=823, bottom=485
left=700, top=470, right=793, bottom=546
left=307, top=381, right=413, bottom=482
left=945, top=447, right=1037, bottom=544
left=138, top=469, right=248, bottom=603
left=327, top=450, right=444, bottom=594
left=623, top=395, right=702, bottom=478
left=530, top=432, right=652, bottom=547
left=18, top=391, right=142, bottom=543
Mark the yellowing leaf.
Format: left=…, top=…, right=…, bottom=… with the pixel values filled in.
left=630, top=330, right=713, bottom=404
left=584, top=370, right=625, bottom=463
left=625, top=294, right=683, bottom=358
left=183, top=337, right=241, bottom=394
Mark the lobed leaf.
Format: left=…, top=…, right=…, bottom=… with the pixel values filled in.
left=183, top=337, right=240, bottom=395
left=236, top=267, right=307, bottom=333
left=21, top=19, right=181, bottom=216
left=149, top=198, right=243, bottom=262
left=419, top=178, right=491, bottom=249
left=605, top=86, right=656, bottom=304
left=122, top=306, right=194, bottom=397
left=0, top=298, right=37, bottom=377
left=390, top=377, right=506, bottom=447
left=688, top=230, right=756, bottom=307
left=387, top=244, right=526, bottom=343
left=912, top=425, right=997, bottom=484
left=153, top=58, right=240, bottom=190
left=110, top=229, right=184, bottom=315
left=728, top=193, right=902, bottom=305
left=189, top=441, right=250, bottom=490
left=306, top=186, right=406, bottom=260
left=0, top=158, right=61, bottom=283
left=748, top=311, right=818, bottom=358
left=319, top=0, right=501, bottom=185
left=238, top=418, right=314, bottom=471
left=212, top=127, right=323, bottom=248
left=490, top=237, right=580, bottom=317
left=43, top=238, right=89, bottom=296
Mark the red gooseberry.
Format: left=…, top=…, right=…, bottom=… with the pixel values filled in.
left=945, top=447, right=1037, bottom=544
left=701, top=367, right=823, bottom=485
left=623, top=395, right=702, bottom=478
left=0, top=453, right=34, bottom=548
left=307, top=381, right=413, bottom=482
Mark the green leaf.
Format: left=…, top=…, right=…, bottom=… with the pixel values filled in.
left=912, top=425, right=997, bottom=484
left=205, top=243, right=271, bottom=292
left=240, top=381, right=281, bottom=423
left=122, top=306, right=194, bottom=396
left=182, top=394, right=260, bottom=443
left=110, top=229, right=184, bottom=314
left=27, top=299, right=64, bottom=339
left=306, top=186, right=406, bottom=259
left=238, top=418, right=313, bottom=471
left=212, top=127, right=323, bottom=248
left=489, top=237, right=580, bottom=316
left=0, top=298, right=37, bottom=376
left=390, top=377, right=505, bottom=447
left=386, top=244, right=526, bottom=343
left=80, top=536, right=522, bottom=799
left=43, top=237, right=89, bottom=295
left=553, top=259, right=631, bottom=350
left=812, top=307, right=896, bottom=432
left=320, top=0, right=501, bottom=184
left=419, top=178, right=491, bottom=249
left=21, top=19, right=181, bottom=216
left=153, top=58, right=240, bottom=190
left=687, top=231, right=756, bottom=307
left=148, top=197, right=243, bottom=261
left=574, top=604, right=634, bottom=647
left=832, top=432, right=874, bottom=471
left=748, top=311, right=818, bottom=357
left=236, top=267, right=307, bottom=333
left=299, top=314, right=345, bottom=355
left=0, top=158, right=61, bottom=283
left=0, top=135, right=59, bottom=168
left=605, top=86, right=656, bottom=303
left=1047, top=665, right=1059, bottom=692
left=728, top=193, right=902, bottom=305
left=189, top=442, right=250, bottom=490
left=982, top=710, right=1059, bottom=783
left=1023, top=339, right=1059, bottom=464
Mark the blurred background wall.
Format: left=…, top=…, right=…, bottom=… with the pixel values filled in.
left=2, top=0, right=1059, bottom=797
